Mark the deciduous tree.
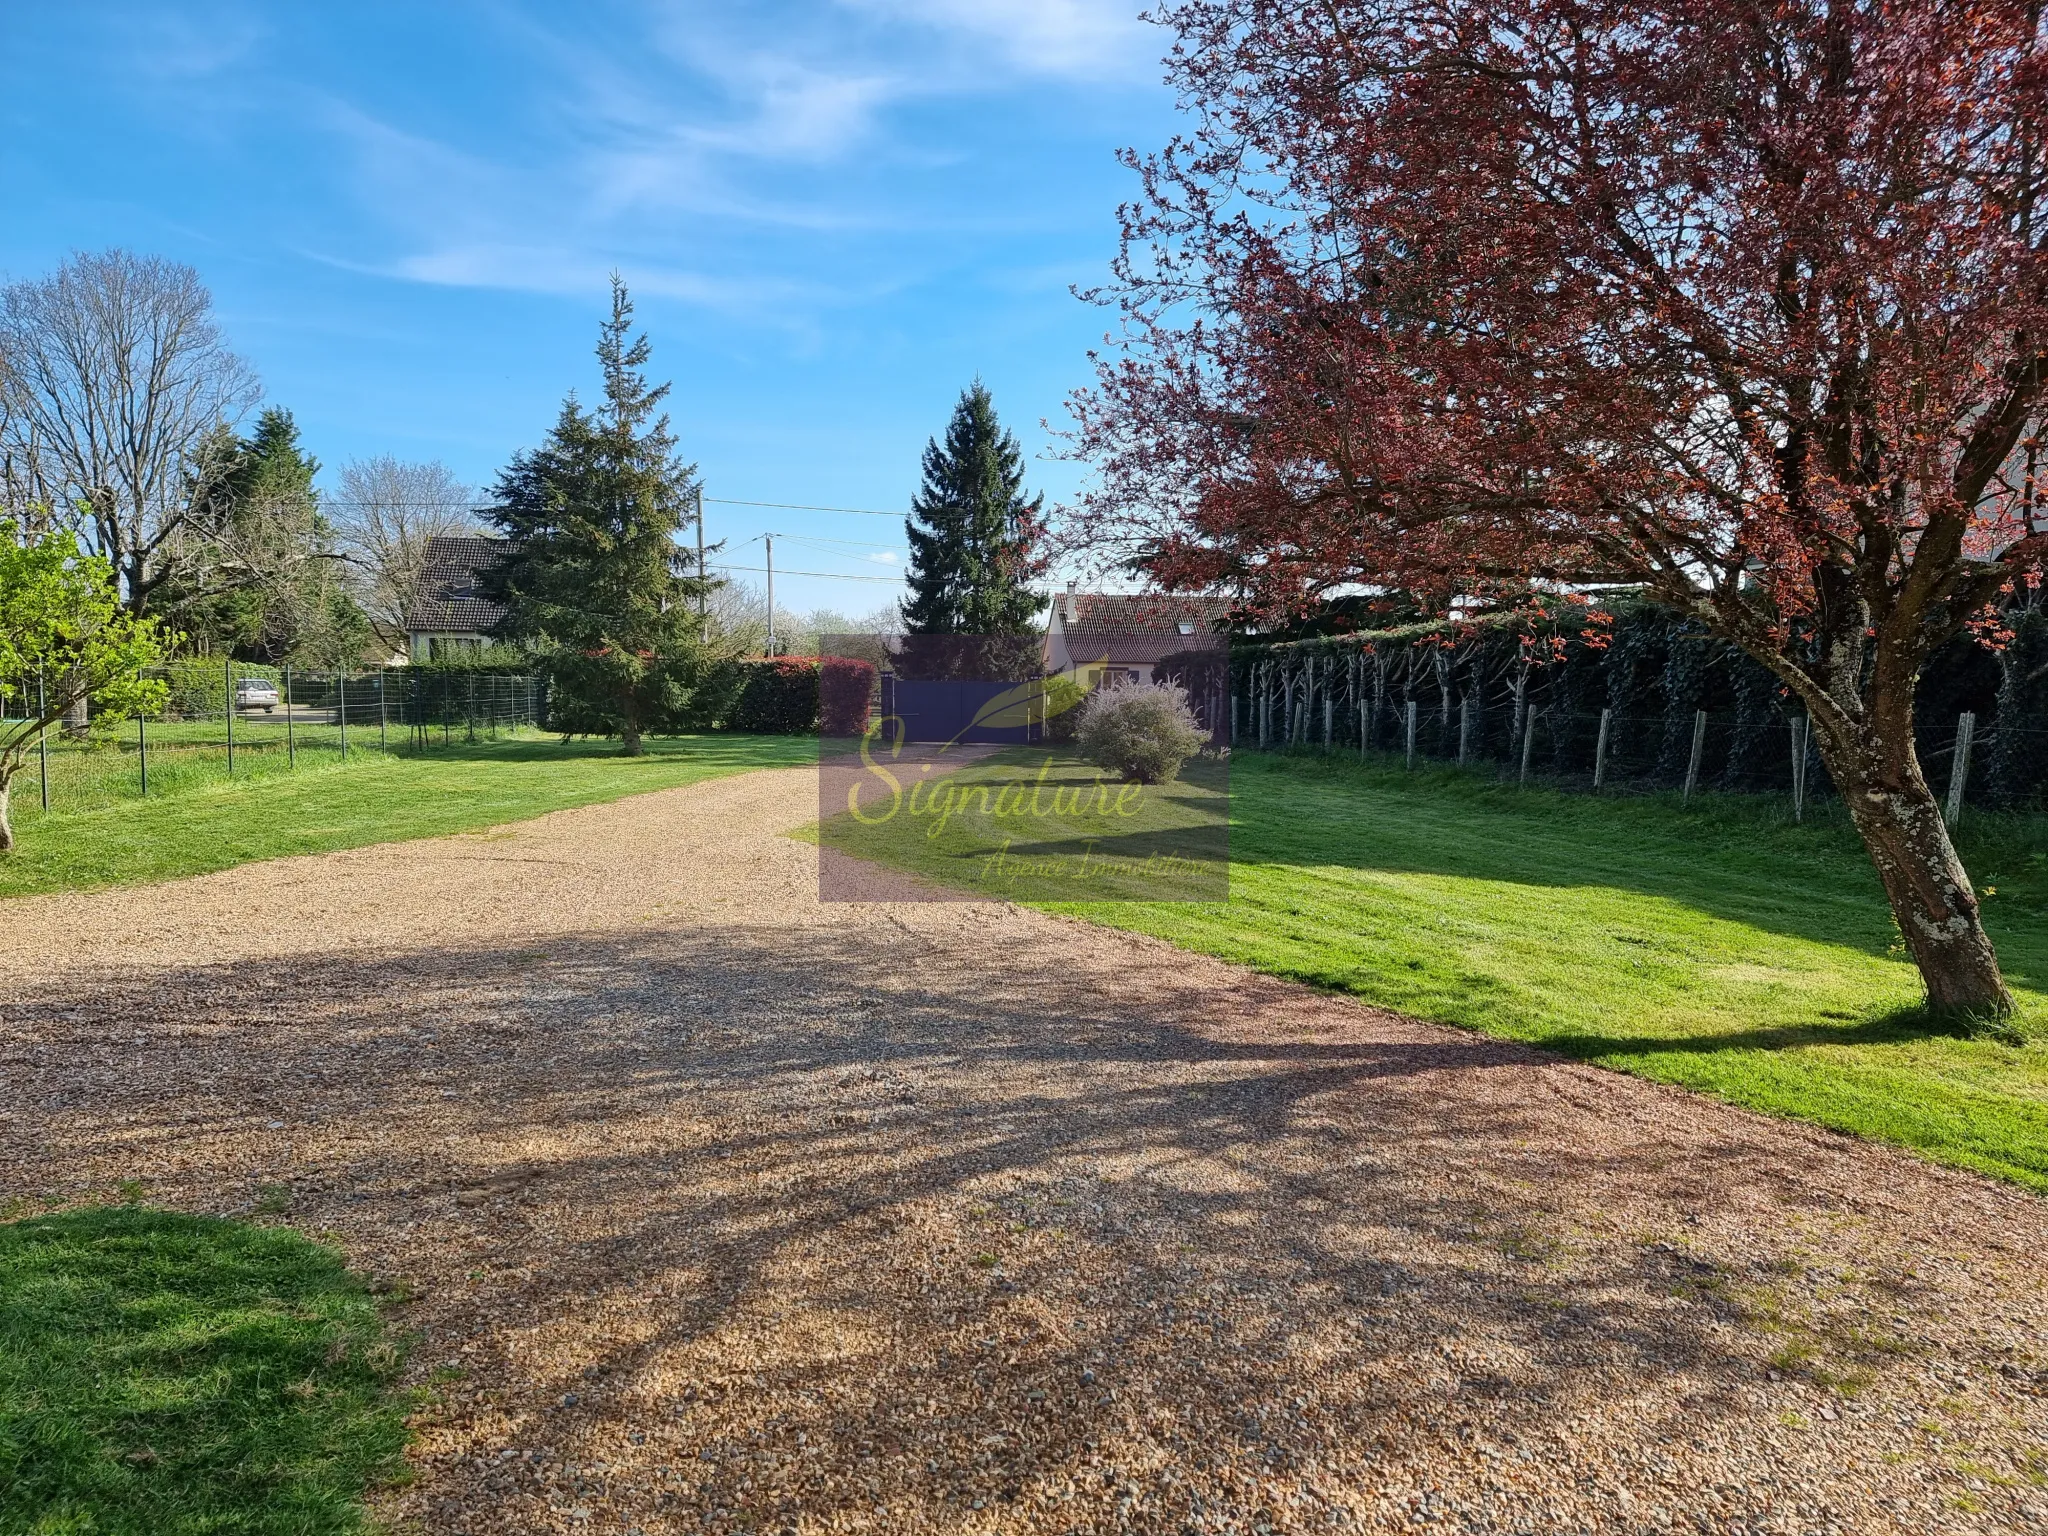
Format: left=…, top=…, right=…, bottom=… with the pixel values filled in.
left=1070, top=0, right=2048, bottom=1018
left=0, top=250, right=259, bottom=615
left=331, top=457, right=480, bottom=651
left=0, top=523, right=168, bottom=852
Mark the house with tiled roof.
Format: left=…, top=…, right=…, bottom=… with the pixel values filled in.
left=1043, top=590, right=1234, bottom=687
left=404, top=535, right=510, bottom=662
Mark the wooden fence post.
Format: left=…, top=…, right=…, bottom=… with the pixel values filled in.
left=1324, top=695, right=1333, bottom=751
left=1683, top=709, right=1708, bottom=802
left=1404, top=699, right=1419, bottom=769
left=1519, top=708, right=1536, bottom=784
left=1457, top=700, right=1471, bottom=766
left=1593, top=707, right=1613, bottom=789
left=1945, top=711, right=1976, bottom=824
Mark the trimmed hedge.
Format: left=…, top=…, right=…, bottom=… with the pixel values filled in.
left=162, top=659, right=281, bottom=721
left=684, top=655, right=877, bottom=735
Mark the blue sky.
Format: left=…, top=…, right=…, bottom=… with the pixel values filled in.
left=0, top=1, right=1177, bottom=615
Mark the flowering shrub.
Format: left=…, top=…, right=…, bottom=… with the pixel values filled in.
left=1075, top=679, right=1206, bottom=784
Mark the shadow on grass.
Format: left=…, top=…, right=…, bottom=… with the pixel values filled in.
left=1223, top=751, right=2048, bottom=980
left=1538, top=1004, right=2014, bottom=1061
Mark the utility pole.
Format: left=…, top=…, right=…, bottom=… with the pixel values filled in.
left=765, top=533, right=776, bottom=656
left=695, top=484, right=708, bottom=644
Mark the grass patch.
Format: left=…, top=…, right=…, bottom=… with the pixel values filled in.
left=826, top=747, right=2048, bottom=1189
left=0, top=1206, right=409, bottom=1535
left=0, top=730, right=815, bottom=898
left=813, top=745, right=1230, bottom=901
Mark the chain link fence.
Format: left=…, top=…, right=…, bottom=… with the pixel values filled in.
left=0, top=665, right=544, bottom=820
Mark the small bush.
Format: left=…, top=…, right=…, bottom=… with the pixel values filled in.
left=1040, top=674, right=1088, bottom=745
left=820, top=656, right=878, bottom=737
left=1075, top=679, right=1206, bottom=784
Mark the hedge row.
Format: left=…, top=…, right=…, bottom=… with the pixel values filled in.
left=161, top=659, right=282, bottom=721
left=674, top=656, right=876, bottom=735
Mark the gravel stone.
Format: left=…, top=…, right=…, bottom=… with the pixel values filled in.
left=1, top=765, right=2044, bottom=1534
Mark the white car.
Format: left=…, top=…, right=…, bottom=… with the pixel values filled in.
left=235, top=678, right=280, bottom=712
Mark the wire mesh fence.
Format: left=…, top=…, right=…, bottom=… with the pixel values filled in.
left=1228, top=652, right=2048, bottom=821
left=0, top=666, right=544, bottom=821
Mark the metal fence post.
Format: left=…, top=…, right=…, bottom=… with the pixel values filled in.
left=285, top=665, right=295, bottom=767
left=1593, top=707, right=1613, bottom=789
left=37, top=671, right=49, bottom=811
left=225, top=657, right=234, bottom=776
left=1791, top=715, right=1809, bottom=821
left=1683, top=709, right=1708, bottom=802
left=378, top=672, right=388, bottom=752
left=1945, top=711, right=1975, bottom=824
left=339, top=673, right=348, bottom=759
left=1404, top=699, right=1418, bottom=769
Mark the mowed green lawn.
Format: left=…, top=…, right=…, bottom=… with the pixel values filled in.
left=1052, top=752, right=2048, bottom=1189
left=0, top=730, right=816, bottom=898
left=819, top=746, right=2048, bottom=1189
left=0, top=1206, right=410, bottom=1536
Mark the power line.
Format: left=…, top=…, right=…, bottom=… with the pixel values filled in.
left=704, top=497, right=902, bottom=518
left=709, top=563, right=902, bottom=584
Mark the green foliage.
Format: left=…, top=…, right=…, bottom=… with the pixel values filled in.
left=1238, top=596, right=2048, bottom=808
left=403, top=642, right=535, bottom=675
left=0, top=1205, right=409, bottom=1535
left=159, top=410, right=371, bottom=668
left=1075, top=680, right=1206, bottom=783
left=681, top=657, right=825, bottom=733
left=484, top=279, right=709, bottom=752
left=901, top=382, right=1046, bottom=637
left=1040, top=673, right=1087, bottom=745
left=159, top=659, right=280, bottom=721
left=1053, top=753, right=2048, bottom=1190
left=0, top=525, right=169, bottom=845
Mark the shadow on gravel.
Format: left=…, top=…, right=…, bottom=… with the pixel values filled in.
left=6, top=924, right=2026, bottom=1532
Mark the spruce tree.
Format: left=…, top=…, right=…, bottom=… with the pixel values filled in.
left=485, top=276, right=707, bottom=754
left=166, top=408, right=366, bottom=664
left=901, top=382, right=1045, bottom=639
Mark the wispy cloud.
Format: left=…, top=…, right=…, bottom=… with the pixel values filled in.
left=286, top=3, right=1161, bottom=312
left=836, top=0, right=1151, bottom=77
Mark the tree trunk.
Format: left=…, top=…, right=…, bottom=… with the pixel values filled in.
left=62, top=668, right=89, bottom=742
left=0, top=781, right=13, bottom=855
left=1817, top=725, right=2014, bottom=1019
left=619, top=720, right=644, bottom=757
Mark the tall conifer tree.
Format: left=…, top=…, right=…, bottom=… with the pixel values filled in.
left=485, top=277, right=708, bottom=754
left=901, top=382, right=1045, bottom=638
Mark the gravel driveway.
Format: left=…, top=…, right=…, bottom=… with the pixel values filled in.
left=3, top=765, right=2045, bottom=1535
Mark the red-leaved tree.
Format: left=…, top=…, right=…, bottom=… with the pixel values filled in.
left=1069, top=0, right=2048, bottom=1017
